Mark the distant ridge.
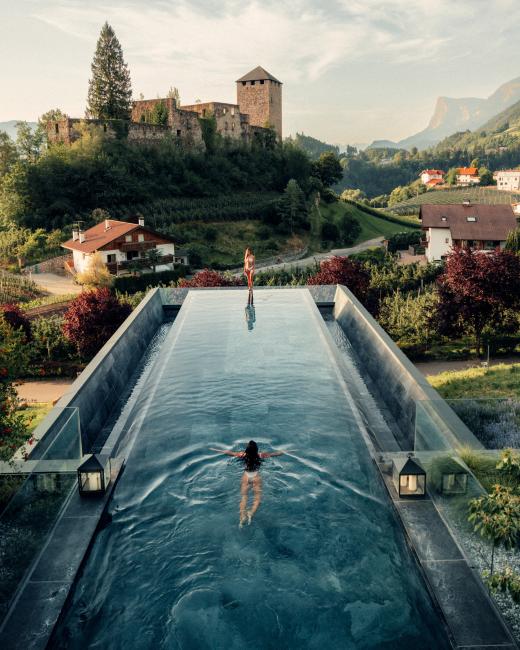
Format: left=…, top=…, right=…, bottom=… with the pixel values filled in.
left=369, top=76, right=520, bottom=151
left=0, top=120, right=37, bottom=139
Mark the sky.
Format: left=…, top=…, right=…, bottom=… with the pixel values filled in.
left=1, top=0, right=520, bottom=146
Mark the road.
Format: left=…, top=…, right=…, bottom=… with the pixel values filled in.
left=29, top=272, right=82, bottom=296
left=249, top=237, right=385, bottom=275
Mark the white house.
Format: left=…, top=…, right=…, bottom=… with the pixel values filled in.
left=456, top=167, right=480, bottom=186
left=419, top=169, right=444, bottom=185
left=419, top=203, right=517, bottom=262
left=494, top=169, right=520, bottom=191
left=62, top=218, right=180, bottom=275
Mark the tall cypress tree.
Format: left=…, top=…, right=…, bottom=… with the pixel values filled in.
left=86, top=23, right=132, bottom=120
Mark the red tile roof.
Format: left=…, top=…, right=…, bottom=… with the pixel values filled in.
left=62, top=220, right=140, bottom=254
left=426, top=178, right=444, bottom=186
left=457, top=167, right=478, bottom=175
left=419, top=204, right=516, bottom=240
left=420, top=169, right=444, bottom=175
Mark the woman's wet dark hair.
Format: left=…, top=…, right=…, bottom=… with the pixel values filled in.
left=243, top=440, right=261, bottom=471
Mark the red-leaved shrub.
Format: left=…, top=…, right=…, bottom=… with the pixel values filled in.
left=0, top=304, right=32, bottom=340
left=62, top=288, right=131, bottom=359
left=178, top=269, right=244, bottom=288
left=307, top=256, right=370, bottom=300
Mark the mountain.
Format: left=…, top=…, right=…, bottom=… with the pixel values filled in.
left=369, top=76, right=520, bottom=151
left=433, top=97, right=520, bottom=153
left=0, top=120, right=37, bottom=139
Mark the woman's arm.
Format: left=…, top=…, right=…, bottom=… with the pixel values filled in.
left=260, top=451, right=284, bottom=458
left=209, top=448, right=244, bottom=457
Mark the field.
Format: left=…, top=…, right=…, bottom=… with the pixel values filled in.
left=321, top=201, right=418, bottom=243
left=389, top=186, right=520, bottom=215
left=0, top=270, right=43, bottom=304
left=428, top=363, right=520, bottom=400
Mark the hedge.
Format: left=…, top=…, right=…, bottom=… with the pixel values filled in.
left=112, top=267, right=187, bottom=294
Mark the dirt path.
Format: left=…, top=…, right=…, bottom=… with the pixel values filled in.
left=246, top=237, right=384, bottom=275
left=16, top=379, right=74, bottom=404
left=29, top=272, right=82, bottom=296
left=415, top=357, right=520, bottom=376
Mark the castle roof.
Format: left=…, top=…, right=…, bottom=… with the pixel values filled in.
left=236, top=66, right=282, bottom=84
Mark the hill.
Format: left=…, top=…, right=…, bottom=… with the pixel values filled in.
left=388, top=186, right=520, bottom=215
left=321, top=201, right=419, bottom=244
left=0, top=121, right=37, bottom=139
left=369, top=75, right=520, bottom=151
left=288, top=132, right=340, bottom=159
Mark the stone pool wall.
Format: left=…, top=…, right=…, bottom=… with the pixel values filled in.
left=30, top=288, right=165, bottom=455
left=333, top=284, right=482, bottom=451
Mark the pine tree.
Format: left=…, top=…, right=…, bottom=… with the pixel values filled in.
left=86, top=23, right=132, bottom=120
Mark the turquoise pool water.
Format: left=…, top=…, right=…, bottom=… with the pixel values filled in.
left=53, top=289, right=448, bottom=649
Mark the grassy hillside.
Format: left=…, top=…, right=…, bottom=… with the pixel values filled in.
left=321, top=201, right=418, bottom=244
left=428, top=363, right=520, bottom=399
left=389, top=186, right=520, bottom=215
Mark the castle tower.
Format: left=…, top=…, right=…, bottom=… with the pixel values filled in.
left=236, top=66, right=282, bottom=139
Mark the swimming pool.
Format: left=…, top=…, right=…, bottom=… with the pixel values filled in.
left=53, top=289, right=449, bottom=649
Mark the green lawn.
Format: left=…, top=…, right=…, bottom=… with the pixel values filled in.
left=428, top=363, right=520, bottom=400
left=18, top=403, right=53, bottom=432
left=321, top=201, right=417, bottom=244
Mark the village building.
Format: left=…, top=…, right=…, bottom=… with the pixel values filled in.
left=456, top=167, right=480, bottom=186
left=419, top=203, right=516, bottom=262
left=61, top=218, right=186, bottom=275
left=494, top=169, right=520, bottom=191
left=47, top=66, right=282, bottom=147
left=419, top=169, right=444, bottom=185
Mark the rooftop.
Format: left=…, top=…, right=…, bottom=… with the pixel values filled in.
left=457, top=167, right=478, bottom=175
left=236, top=66, right=282, bottom=84
left=420, top=203, right=516, bottom=240
left=61, top=220, right=173, bottom=254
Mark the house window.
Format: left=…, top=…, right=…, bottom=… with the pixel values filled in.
left=138, top=234, right=144, bottom=242
left=125, top=235, right=132, bottom=243
left=106, top=254, right=116, bottom=263
left=441, top=216, right=447, bottom=221
left=445, top=238, right=449, bottom=244
left=466, top=216, right=477, bottom=222
left=126, top=251, right=139, bottom=260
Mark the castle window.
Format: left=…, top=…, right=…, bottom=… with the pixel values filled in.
left=177, top=129, right=181, bottom=137
left=202, top=109, right=206, bottom=117
left=242, top=81, right=246, bottom=86
left=260, top=80, right=264, bottom=85
left=251, top=81, right=255, bottom=85
left=55, top=123, right=59, bottom=134
left=231, top=107, right=235, bottom=116
left=223, top=108, right=227, bottom=114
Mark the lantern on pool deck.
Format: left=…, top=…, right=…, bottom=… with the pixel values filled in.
left=78, top=454, right=111, bottom=496
left=441, top=457, right=468, bottom=495
left=393, top=454, right=426, bottom=498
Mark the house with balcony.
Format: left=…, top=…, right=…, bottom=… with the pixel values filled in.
left=456, top=167, right=480, bottom=186
left=419, top=203, right=517, bottom=262
left=62, top=218, right=186, bottom=275
left=419, top=169, right=444, bottom=185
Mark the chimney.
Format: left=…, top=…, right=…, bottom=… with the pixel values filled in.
left=72, top=227, right=79, bottom=241
left=79, top=231, right=86, bottom=244
left=138, top=217, right=145, bottom=227
left=105, top=219, right=111, bottom=231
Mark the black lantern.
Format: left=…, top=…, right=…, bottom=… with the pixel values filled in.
left=393, top=454, right=426, bottom=498
left=77, top=454, right=111, bottom=496
left=440, top=457, right=468, bottom=495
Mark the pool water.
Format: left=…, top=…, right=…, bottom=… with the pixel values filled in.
left=53, top=289, right=449, bottom=649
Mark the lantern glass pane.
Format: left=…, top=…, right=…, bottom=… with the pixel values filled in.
left=442, top=473, right=467, bottom=494
left=81, top=471, right=102, bottom=492
left=400, top=474, right=425, bottom=496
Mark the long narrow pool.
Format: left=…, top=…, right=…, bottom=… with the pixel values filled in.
left=53, top=289, right=449, bottom=649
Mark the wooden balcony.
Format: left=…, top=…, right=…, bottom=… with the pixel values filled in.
left=119, top=241, right=156, bottom=252
left=106, top=254, right=174, bottom=275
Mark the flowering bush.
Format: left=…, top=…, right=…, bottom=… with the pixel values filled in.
left=178, top=269, right=244, bottom=288
left=62, top=288, right=131, bottom=359
left=307, top=256, right=370, bottom=300
left=0, top=303, right=31, bottom=340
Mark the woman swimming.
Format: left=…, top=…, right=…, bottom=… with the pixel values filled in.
left=243, top=247, right=255, bottom=290
left=210, top=441, right=283, bottom=527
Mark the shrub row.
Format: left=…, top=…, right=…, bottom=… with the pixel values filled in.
left=111, top=267, right=188, bottom=293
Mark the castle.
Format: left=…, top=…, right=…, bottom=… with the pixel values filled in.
left=47, top=66, right=282, bottom=147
